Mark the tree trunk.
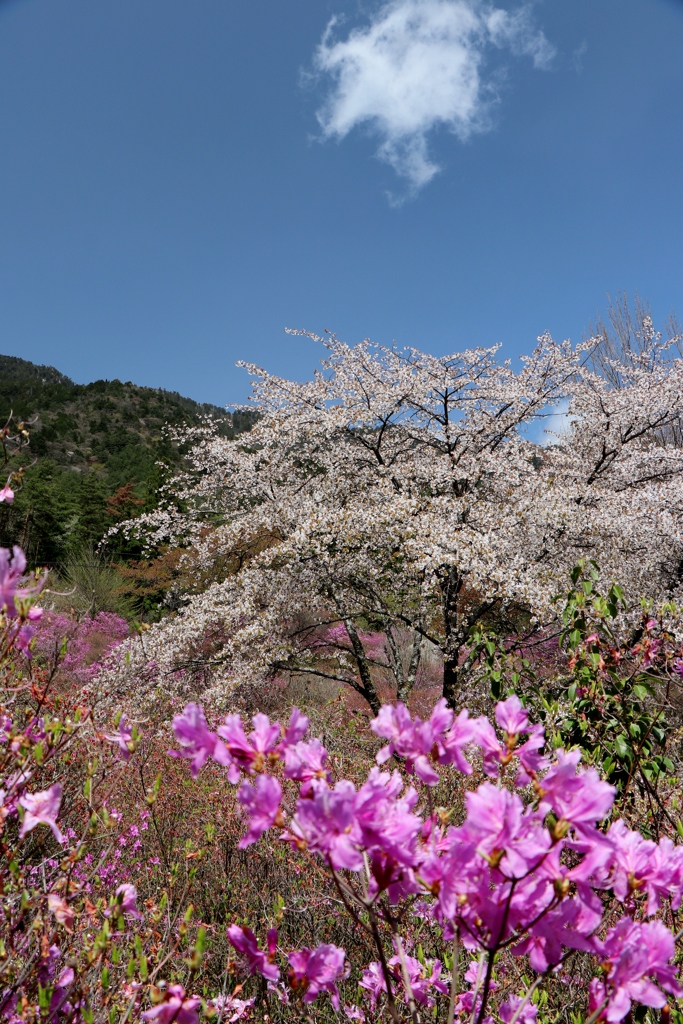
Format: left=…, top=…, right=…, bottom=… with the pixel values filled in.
left=344, top=617, right=382, bottom=716
left=439, top=563, right=464, bottom=709
left=385, top=625, right=421, bottom=705
left=398, top=631, right=422, bottom=704
left=442, top=655, right=460, bottom=710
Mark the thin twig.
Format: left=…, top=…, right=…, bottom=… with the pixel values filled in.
left=447, top=929, right=460, bottom=1024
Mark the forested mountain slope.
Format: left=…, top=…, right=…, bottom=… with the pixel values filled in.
left=0, top=353, right=253, bottom=567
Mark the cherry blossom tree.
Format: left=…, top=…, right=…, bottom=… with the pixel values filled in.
left=105, top=325, right=683, bottom=712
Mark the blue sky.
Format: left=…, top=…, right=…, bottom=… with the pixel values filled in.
left=0, top=0, right=681, bottom=406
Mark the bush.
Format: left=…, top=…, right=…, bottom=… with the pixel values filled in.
left=5, top=538, right=683, bottom=1024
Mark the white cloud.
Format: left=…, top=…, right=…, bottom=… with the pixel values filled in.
left=572, top=40, right=588, bottom=74
left=485, top=6, right=555, bottom=68
left=314, top=0, right=555, bottom=194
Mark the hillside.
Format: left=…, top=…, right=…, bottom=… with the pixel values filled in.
left=0, top=353, right=254, bottom=567
left=0, top=353, right=253, bottom=475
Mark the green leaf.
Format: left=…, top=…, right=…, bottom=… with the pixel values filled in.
left=614, top=735, right=631, bottom=760
left=38, top=984, right=53, bottom=1012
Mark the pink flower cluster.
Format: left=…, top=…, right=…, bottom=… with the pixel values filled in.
left=142, top=985, right=201, bottom=1024
left=32, top=610, right=129, bottom=681
left=360, top=945, right=448, bottom=1009
left=172, top=695, right=683, bottom=1022
left=227, top=925, right=347, bottom=1010
left=0, top=546, right=44, bottom=656
left=371, top=696, right=548, bottom=785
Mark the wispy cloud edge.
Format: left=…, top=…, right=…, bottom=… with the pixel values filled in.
left=313, top=0, right=556, bottom=196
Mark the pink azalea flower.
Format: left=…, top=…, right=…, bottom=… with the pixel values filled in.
left=287, top=944, right=347, bottom=1009
left=354, top=767, right=421, bottom=869
left=499, top=996, right=538, bottom=1024
left=216, top=714, right=254, bottom=775
left=19, top=783, right=63, bottom=843
left=641, top=638, right=661, bottom=668
left=104, top=714, right=135, bottom=762
left=288, top=780, right=363, bottom=872
left=211, top=994, right=255, bottom=1022
left=538, top=747, right=582, bottom=797
left=344, top=1005, right=365, bottom=1021
left=457, top=782, right=550, bottom=878
left=429, top=697, right=455, bottom=737
left=593, top=919, right=682, bottom=1022
left=13, top=622, right=36, bottom=658
left=237, top=774, right=283, bottom=847
left=495, top=695, right=530, bottom=736
left=438, top=709, right=478, bottom=773
left=607, top=820, right=664, bottom=912
left=450, top=960, right=495, bottom=1022
left=360, top=951, right=446, bottom=1011
left=49, top=966, right=74, bottom=1019
left=0, top=546, right=44, bottom=620
left=472, top=718, right=506, bottom=777
left=372, top=701, right=414, bottom=753
left=171, top=703, right=227, bottom=777
left=359, top=961, right=387, bottom=1008
left=515, top=724, right=549, bottom=785
left=249, top=712, right=281, bottom=756
left=392, top=953, right=448, bottom=1008
left=372, top=700, right=453, bottom=786
left=37, top=943, right=61, bottom=986
left=459, top=782, right=522, bottom=848
left=167, top=693, right=683, bottom=1024
left=648, top=837, right=683, bottom=911
left=217, top=712, right=280, bottom=777
left=282, top=708, right=309, bottom=747
left=47, top=893, right=74, bottom=931
left=142, top=985, right=201, bottom=1024
left=283, top=738, right=330, bottom=794
left=115, top=883, right=142, bottom=919
left=513, top=895, right=599, bottom=972
left=0, top=546, right=26, bottom=618
left=227, top=925, right=280, bottom=982
left=539, top=750, right=615, bottom=832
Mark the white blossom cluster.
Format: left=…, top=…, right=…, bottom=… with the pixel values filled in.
left=100, top=325, right=683, bottom=712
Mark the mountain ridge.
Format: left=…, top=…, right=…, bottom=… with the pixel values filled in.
left=0, top=352, right=254, bottom=567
